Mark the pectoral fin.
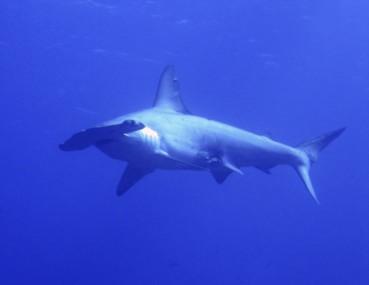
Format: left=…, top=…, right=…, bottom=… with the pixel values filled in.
left=116, top=165, right=153, bottom=196
left=59, top=120, right=145, bottom=151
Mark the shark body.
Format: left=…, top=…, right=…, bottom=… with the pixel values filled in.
left=60, top=66, right=345, bottom=203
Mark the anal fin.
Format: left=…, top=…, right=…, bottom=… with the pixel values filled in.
left=256, top=166, right=272, bottom=175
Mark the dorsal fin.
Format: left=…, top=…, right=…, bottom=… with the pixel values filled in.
left=153, top=65, right=190, bottom=113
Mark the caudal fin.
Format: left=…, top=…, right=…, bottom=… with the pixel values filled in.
left=295, top=127, right=346, bottom=204
left=298, top=128, right=346, bottom=163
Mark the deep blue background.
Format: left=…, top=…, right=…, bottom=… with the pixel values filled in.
left=1, top=1, right=368, bottom=284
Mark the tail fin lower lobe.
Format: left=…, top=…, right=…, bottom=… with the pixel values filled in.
left=295, top=127, right=346, bottom=204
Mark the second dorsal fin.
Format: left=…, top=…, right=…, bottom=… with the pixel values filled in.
left=153, top=65, right=190, bottom=114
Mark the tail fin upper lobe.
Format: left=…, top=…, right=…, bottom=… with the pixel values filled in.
left=295, top=127, right=346, bottom=204
left=298, top=128, right=346, bottom=163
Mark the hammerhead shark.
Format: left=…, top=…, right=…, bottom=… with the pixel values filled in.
left=60, top=66, right=345, bottom=203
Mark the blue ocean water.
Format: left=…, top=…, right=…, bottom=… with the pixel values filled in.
left=1, top=0, right=368, bottom=284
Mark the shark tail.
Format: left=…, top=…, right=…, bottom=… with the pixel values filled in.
left=294, top=127, right=346, bottom=204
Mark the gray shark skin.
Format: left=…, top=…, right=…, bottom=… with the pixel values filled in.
left=60, top=66, right=345, bottom=203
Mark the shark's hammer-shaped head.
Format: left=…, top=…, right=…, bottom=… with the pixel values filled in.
left=59, top=65, right=186, bottom=163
